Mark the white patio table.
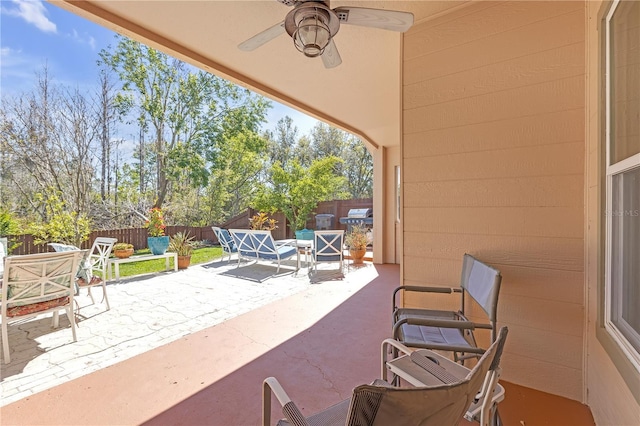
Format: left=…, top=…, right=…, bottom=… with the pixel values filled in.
left=108, top=252, right=178, bottom=281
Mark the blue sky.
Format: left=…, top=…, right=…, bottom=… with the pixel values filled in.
left=0, top=0, right=319, bottom=138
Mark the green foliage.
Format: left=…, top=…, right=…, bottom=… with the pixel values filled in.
left=166, top=142, right=209, bottom=188
left=99, top=35, right=271, bottom=208
left=116, top=246, right=222, bottom=278
left=28, top=190, right=91, bottom=247
left=254, top=156, right=348, bottom=232
left=2, top=36, right=371, bottom=234
left=0, top=208, right=20, bottom=236
left=169, top=231, right=195, bottom=256
left=0, top=209, right=22, bottom=254
left=203, top=132, right=268, bottom=224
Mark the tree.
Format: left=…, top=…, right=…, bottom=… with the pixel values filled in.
left=342, top=134, right=373, bottom=198
left=254, top=156, right=348, bottom=232
left=202, top=132, right=267, bottom=224
left=99, top=36, right=270, bottom=211
left=265, top=116, right=298, bottom=168
left=294, top=122, right=373, bottom=198
left=28, top=190, right=91, bottom=247
left=94, top=66, right=120, bottom=202
left=0, top=66, right=99, bottom=225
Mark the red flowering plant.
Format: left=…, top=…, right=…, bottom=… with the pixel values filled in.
left=145, top=207, right=166, bottom=237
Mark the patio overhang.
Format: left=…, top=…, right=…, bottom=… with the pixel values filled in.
left=51, top=0, right=471, bottom=151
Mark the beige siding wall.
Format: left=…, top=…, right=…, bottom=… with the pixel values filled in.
left=585, top=1, right=640, bottom=424
left=402, top=1, right=585, bottom=400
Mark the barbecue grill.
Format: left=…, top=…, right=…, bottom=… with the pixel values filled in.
left=340, top=208, right=373, bottom=247
left=339, top=208, right=373, bottom=227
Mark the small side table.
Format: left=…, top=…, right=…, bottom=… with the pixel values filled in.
left=295, top=239, right=313, bottom=268
left=108, top=252, right=178, bottom=281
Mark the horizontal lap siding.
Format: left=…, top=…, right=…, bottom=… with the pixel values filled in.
left=402, top=1, right=585, bottom=400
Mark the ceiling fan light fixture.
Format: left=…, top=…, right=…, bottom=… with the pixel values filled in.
left=293, top=9, right=331, bottom=57
left=283, top=3, right=340, bottom=59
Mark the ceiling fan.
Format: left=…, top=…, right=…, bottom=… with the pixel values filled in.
left=238, top=0, right=414, bottom=69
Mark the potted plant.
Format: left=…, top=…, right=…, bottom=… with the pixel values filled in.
left=345, top=224, right=368, bottom=265
left=113, top=242, right=134, bottom=259
left=146, top=207, right=169, bottom=255
left=249, top=212, right=278, bottom=231
left=169, top=231, right=195, bottom=269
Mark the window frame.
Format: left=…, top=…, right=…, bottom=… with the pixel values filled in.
left=604, top=0, right=640, bottom=371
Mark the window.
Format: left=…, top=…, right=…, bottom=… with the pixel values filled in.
left=605, top=0, right=640, bottom=369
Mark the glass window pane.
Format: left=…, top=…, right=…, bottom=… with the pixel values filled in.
left=611, top=166, right=640, bottom=352
left=610, top=1, right=640, bottom=165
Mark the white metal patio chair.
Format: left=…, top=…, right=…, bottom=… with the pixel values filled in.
left=230, top=229, right=298, bottom=273
left=212, top=226, right=237, bottom=262
left=1, top=251, right=85, bottom=363
left=49, top=237, right=117, bottom=311
left=312, top=230, right=344, bottom=273
left=82, top=237, right=117, bottom=310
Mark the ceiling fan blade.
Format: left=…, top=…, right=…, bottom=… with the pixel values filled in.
left=322, top=39, right=342, bottom=69
left=238, top=21, right=286, bottom=51
left=333, top=7, right=414, bottom=32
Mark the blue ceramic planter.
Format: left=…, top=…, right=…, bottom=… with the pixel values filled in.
left=147, top=236, right=170, bottom=255
left=295, top=229, right=314, bottom=240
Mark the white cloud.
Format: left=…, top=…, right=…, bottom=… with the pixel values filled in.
left=68, top=28, right=97, bottom=50
left=3, top=0, right=57, bottom=34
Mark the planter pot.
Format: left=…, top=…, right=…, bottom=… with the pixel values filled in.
left=147, top=236, right=170, bottom=255
left=349, top=248, right=366, bottom=264
left=295, top=229, right=314, bottom=240
left=114, top=248, right=134, bottom=259
left=177, top=255, right=191, bottom=270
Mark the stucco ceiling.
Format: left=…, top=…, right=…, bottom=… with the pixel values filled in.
left=54, top=1, right=469, bottom=149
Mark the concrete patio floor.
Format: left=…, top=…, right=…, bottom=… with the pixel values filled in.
left=0, top=256, right=342, bottom=406
left=1, top=258, right=594, bottom=425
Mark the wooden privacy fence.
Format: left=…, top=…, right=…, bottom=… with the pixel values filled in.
left=5, top=198, right=372, bottom=255
left=219, top=198, right=373, bottom=240
left=6, top=226, right=217, bottom=255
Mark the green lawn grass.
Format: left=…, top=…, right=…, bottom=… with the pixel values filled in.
left=115, top=246, right=223, bottom=279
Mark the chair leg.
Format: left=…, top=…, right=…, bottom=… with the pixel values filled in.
left=66, top=305, right=77, bottom=342
left=87, top=287, right=96, bottom=305
left=101, top=282, right=110, bottom=311
left=53, top=310, right=60, bottom=328
left=2, top=321, right=10, bottom=364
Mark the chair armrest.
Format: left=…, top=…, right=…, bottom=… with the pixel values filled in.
left=263, top=377, right=310, bottom=426
left=381, top=338, right=414, bottom=381
left=392, top=285, right=461, bottom=313
left=394, top=316, right=492, bottom=332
